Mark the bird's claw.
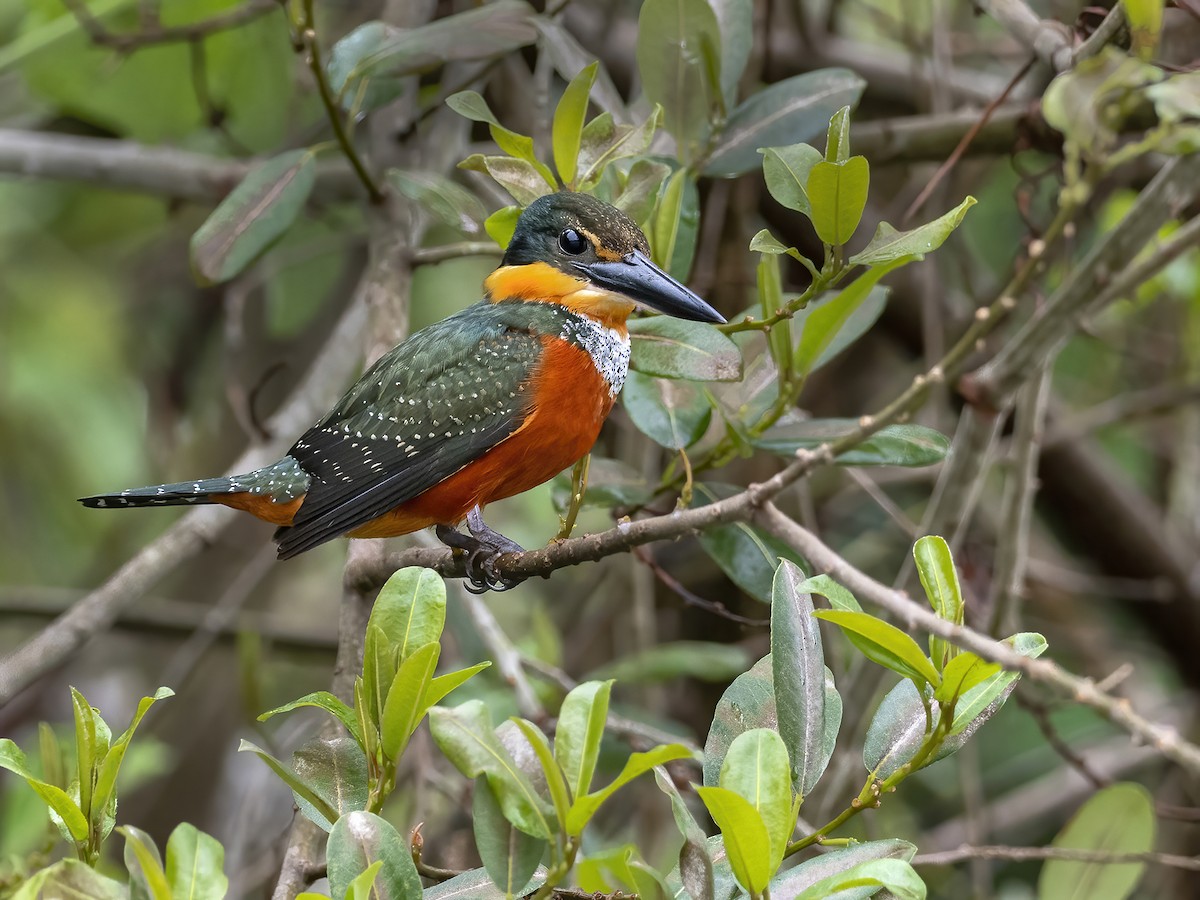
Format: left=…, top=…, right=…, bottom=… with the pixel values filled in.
left=462, top=548, right=522, bottom=593
left=437, top=514, right=525, bottom=594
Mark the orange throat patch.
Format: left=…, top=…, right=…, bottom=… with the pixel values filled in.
left=485, top=262, right=634, bottom=331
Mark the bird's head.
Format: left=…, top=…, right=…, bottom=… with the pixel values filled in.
left=486, top=191, right=724, bottom=326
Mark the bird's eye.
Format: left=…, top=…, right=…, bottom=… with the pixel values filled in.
left=558, top=228, right=588, bottom=255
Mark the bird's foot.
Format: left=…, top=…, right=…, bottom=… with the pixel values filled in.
left=436, top=510, right=525, bottom=593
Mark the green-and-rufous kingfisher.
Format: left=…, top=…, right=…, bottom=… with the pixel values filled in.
left=81, top=191, right=724, bottom=591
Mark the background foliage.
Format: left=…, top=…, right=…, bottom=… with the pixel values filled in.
left=1, top=0, right=1199, bottom=898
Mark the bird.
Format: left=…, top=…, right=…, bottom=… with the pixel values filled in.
left=81, top=191, right=724, bottom=592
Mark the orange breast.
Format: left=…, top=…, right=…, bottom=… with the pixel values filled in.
left=347, top=335, right=618, bottom=538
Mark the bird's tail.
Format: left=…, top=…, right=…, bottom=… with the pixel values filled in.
left=79, top=457, right=312, bottom=510
left=79, top=475, right=246, bottom=509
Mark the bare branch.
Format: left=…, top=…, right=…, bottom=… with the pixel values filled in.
left=0, top=129, right=358, bottom=203
left=974, top=0, right=1076, bottom=70
left=61, top=0, right=278, bottom=52
left=914, top=845, right=1200, bottom=871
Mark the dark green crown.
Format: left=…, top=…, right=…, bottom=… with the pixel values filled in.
left=502, top=192, right=650, bottom=275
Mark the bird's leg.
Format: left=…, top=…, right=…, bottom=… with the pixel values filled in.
left=434, top=508, right=525, bottom=593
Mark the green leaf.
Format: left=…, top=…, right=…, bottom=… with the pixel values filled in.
left=423, top=866, right=547, bottom=899
left=238, top=740, right=339, bottom=831
left=950, top=632, right=1047, bottom=735
left=190, top=150, right=316, bottom=285
left=92, top=686, right=173, bottom=842
left=587, top=642, right=753, bottom=684
left=710, top=0, right=753, bottom=104
left=460, top=154, right=554, bottom=206
left=914, top=535, right=964, bottom=672
left=636, top=0, right=721, bottom=159
left=1124, top=0, right=1165, bottom=59
left=329, top=4, right=539, bottom=112
left=363, top=623, right=396, bottom=728
left=695, top=484, right=808, bottom=604
left=554, top=680, right=613, bottom=802
left=485, top=206, right=522, bottom=249
left=576, top=108, right=663, bottom=188
left=754, top=420, right=950, bottom=468
left=424, top=662, right=492, bottom=712
left=806, top=156, right=869, bottom=247
left=696, top=786, right=772, bottom=895
left=849, top=196, right=976, bottom=267
left=19, top=860, right=126, bottom=900
left=446, top=91, right=541, bottom=167
left=472, top=776, right=548, bottom=896
left=0, top=739, right=89, bottom=844
left=347, top=862, right=384, bottom=900
left=380, top=642, right=440, bottom=760
left=825, top=106, right=852, bottom=163
left=429, top=701, right=554, bottom=839
left=749, top=228, right=797, bottom=257
left=622, top=369, right=711, bottom=449
left=69, top=687, right=100, bottom=821
left=614, top=158, right=672, bottom=226
left=553, top=61, right=598, bottom=185
left=565, top=743, right=694, bottom=834
left=720, top=729, right=792, bottom=874
left=703, top=70, right=866, bottom=177
left=535, top=19, right=625, bottom=116
left=703, top=656, right=776, bottom=789
left=649, top=167, right=688, bottom=274
left=771, top=561, right=828, bottom=798
left=794, top=262, right=902, bottom=377
left=1038, top=783, right=1155, bottom=900
left=761, top=144, right=824, bottom=219
left=511, top=718, right=571, bottom=831
left=793, top=857, right=926, bottom=900
left=328, top=811, right=423, bottom=900
left=165, top=823, right=228, bottom=900
left=770, top=838, right=916, bottom=898
left=654, top=768, right=716, bottom=900
left=258, top=691, right=363, bottom=747
left=120, top=826, right=171, bottom=900
left=628, top=317, right=742, bottom=381
left=813, top=610, right=941, bottom=687
left=933, top=653, right=1001, bottom=706
left=799, top=574, right=862, bottom=612
left=386, top=170, right=487, bottom=235
left=370, top=567, right=447, bottom=664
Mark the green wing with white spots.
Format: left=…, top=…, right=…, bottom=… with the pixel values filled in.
left=275, top=302, right=556, bottom=558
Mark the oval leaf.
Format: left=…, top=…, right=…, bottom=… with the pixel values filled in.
left=703, top=70, right=866, bottom=177
left=369, top=566, right=447, bottom=663
left=720, top=729, right=793, bottom=872
left=771, top=839, right=916, bottom=900
left=165, top=823, right=228, bottom=900
left=328, top=811, right=422, bottom=900
left=622, top=369, right=712, bottom=449
left=806, top=155, right=869, bottom=247
left=754, top=420, right=950, bottom=468
left=190, top=150, right=316, bottom=285
left=1038, top=783, right=1155, bottom=900
left=849, top=196, right=977, bottom=267
left=761, top=144, right=824, bottom=218
left=704, top=655, right=777, bottom=789
left=473, top=777, right=547, bottom=896
left=696, top=786, right=772, bottom=895
left=771, top=561, right=828, bottom=798
left=813, top=610, right=941, bottom=687
left=553, top=62, right=598, bottom=185
left=629, top=317, right=742, bottom=381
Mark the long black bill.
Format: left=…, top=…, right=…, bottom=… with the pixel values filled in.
left=577, top=249, right=725, bottom=323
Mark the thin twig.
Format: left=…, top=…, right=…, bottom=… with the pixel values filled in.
left=914, top=845, right=1200, bottom=870
left=411, top=242, right=501, bottom=264
left=1045, top=381, right=1200, bottom=447
left=988, top=361, right=1052, bottom=635
left=296, top=0, right=385, bottom=204
left=631, top=546, right=768, bottom=626
left=901, top=57, right=1036, bottom=225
